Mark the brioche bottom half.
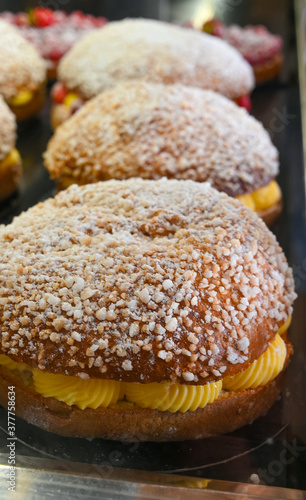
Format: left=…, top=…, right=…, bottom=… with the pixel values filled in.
left=253, top=53, right=283, bottom=85
left=259, top=198, right=283, bottom=226
left=9, top=86, right=46, bottom=122
left=0, top=355, right=290, bottom=442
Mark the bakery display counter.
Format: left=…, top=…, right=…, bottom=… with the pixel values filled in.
left=0, top=0, right=305, bottom=498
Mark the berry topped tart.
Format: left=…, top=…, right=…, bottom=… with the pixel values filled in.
left=0, top=8, right=107, bottom=80
left=202, top=19, right=283, bottom=84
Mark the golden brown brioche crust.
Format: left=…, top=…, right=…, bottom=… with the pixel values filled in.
left=0, top=20, right=46, bottom=100
left=9, top=85, right=46, bottom=122
left=58, top=18, right=254, bottom=102
left=0, top=180, right=296, bottom=385
left=0, top=156, right=22, bottom=201
left=0, top=338, right=292, bottom=440
left=253, top=53, right=283, bottom=85
left=45, top=83, right=278, bottom=197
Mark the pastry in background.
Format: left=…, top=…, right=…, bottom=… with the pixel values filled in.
left=0, top=8, right=107, bottom=80
left=0, top=179, right=295, bottom=440
left=0, top=96, right=22, bottom=201
left=51, top=18, right=254, bottom=128
left=202, top=19, right=283, bottom=84
left=0, top=20, right=46, bottom=121
left=45, top=82, right=281, bottom=225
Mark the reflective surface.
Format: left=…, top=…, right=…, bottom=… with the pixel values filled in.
left=0, top=453, right=304, bottom=500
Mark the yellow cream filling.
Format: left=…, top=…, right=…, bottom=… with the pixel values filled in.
left=223, top=334, right=286, bottom=391
left=236, top=180, right=281, bottom=212
left=0, top=354, right=28, bottom=372
left=63, top=92, right=80, bottom=108
left=33, top=370, right=124, bottom=410
left=124, top=380, right=222, bottom=413
left=6, top=90, right=33, bottom=107
left=0, top=318, right=290, bottom=412
left=0, top=149, right=20, bottom=172
left=278, top=315, right=292, bottom=336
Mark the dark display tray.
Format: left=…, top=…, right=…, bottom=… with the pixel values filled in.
left=0, top=0, right=305, bottom=497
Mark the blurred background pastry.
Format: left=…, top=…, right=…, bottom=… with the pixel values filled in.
left=0, top=95, right=22, bottom=201
left=51, top=17, right=254, bottom=128
left=0, top=8, right=107, bottom=80
left=0, top=19, right=46, bottom=121
left=45, top=82, right=281, bottom=225
left=202, top=19, right=283, bottom=84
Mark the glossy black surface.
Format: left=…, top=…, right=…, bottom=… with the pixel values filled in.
left=0, top=0, right=305, bottom=492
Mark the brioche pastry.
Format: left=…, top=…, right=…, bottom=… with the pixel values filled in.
left=45, top=82, right=281, bottom=225
left=0, top=20, right=46, bottom=121
left=0, top=96, right=22, bottom=201
left=50, top=18, right=254, bottom=127
left=0, top=179, right=296, bottom=440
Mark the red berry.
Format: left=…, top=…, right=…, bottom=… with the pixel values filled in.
left=202, top=19, right=224, bottom=37
left=51, top=82, right=67, bottom=104
left=49, top=47, right=63, bottom=61
left=14, top=12, right=29, bottom=26
left=32, top=7, right=56, bottom=28
left=236, top=95, right=252, bottom=112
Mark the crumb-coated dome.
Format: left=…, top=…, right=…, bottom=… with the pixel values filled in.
left=0, top=20, right=46, bottom=100
left=0, top=179, right=295, bottom=384
left=45, top=82, right=277, bottom=196
left=58, top=18, right=254, bottom=100
left=0, top=96, right=16, bottom=161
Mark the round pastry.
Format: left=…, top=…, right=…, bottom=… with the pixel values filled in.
left=0, top=96, right=22, bottom=201
left=0, top=8, right=107, bottom=80
left=45, top=82, right=281, bottom=225
left=0, top=179, right=296, bottom=441
left=202, top=19, right=283, bottom=84
left=51, top=18, right=254, bottom=128
left=0, top=20, right=46, bottom=121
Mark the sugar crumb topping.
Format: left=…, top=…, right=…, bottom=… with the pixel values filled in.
left=58, top=18, right=254, bottom=100
left=0, top=179, right=296, bottom=383
left=45, top=82, right=278, bottom=196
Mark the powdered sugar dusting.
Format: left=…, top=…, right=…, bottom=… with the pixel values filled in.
left=0, top=179, right=296, bottom=383
left=45, top=82, right=277, bottom=196
left=58, top=18, right=254, bottom=100
left=0, top=20, right=46, bottom=99
left=0, top=96, right=16, bottom=161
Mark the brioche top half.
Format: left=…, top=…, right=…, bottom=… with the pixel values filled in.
left=0, top=20, right=46, bottom=100
left=0, top=96, right=16, bottom=161
left=58, top=18, right=254, bottom=100
left=0, top=179, right=295, bottom=384
left=45, top=82, right=277, bottom=196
